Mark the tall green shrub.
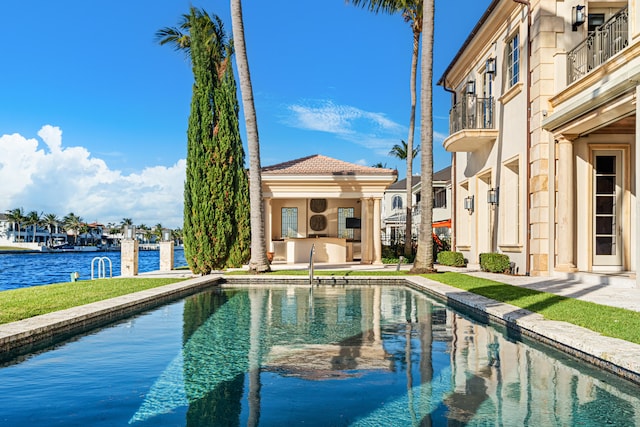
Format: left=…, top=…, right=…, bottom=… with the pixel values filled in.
left=182, top=9, right=250, bottom=274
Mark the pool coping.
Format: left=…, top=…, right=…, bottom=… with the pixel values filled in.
left=1, top=274, right=639, bottom=387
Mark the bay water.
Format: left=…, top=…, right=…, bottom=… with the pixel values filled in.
left=0, top=248, right=186, bottom=291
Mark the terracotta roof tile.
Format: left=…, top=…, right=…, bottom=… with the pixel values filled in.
left=262, top=154, right=397, bottom=176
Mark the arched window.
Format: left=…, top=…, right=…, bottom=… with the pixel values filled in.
left=392, top=195, right=403, bottom=210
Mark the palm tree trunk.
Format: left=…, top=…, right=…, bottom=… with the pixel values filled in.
left=230, top=0, right=270, bottom=273
left=404, top=28, right=420, bottom=258
left=411, top=0, right=435, bottom=273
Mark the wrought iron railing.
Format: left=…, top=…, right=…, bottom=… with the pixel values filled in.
left=567, top=7, right=628, bottom=83
left=449, top=95, right=495, bottom=134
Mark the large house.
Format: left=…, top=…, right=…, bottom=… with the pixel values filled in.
left=382, top=166, right=452, bottom=246
left=261, top=155, right=397, bottom=265
left=439, top=0, right=638, bottom=284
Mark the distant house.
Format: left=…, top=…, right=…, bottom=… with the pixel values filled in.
left=382, top=166, right=452, bottom=246
left=261, top=154, right=397, bottom=264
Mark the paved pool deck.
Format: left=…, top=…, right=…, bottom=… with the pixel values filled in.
left=2, top=263, right=639, bottom=385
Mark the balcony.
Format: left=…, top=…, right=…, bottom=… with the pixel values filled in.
left=444, top=95, right=498, bottom=152
left=567, top=7, right=628, bottom=84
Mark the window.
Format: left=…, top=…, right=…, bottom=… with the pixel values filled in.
left=392, top=195, right=403, bottom=210
left=338, top=207, right=355, bottom=239
left=281, top=208, right=298, bottom=238
left=433, top=187, right=447, bottom=209
left=507, top=33, right=520, bottom=87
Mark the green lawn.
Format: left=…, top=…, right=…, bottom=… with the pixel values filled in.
left=0, top=278, right=185, bottom=324
left=426, top=272, right=640, bottom=345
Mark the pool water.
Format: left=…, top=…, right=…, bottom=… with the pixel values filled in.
left=1, top=285, right=639, bottom=426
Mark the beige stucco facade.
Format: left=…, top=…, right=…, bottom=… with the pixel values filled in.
left=261, top=155, right=397, bottom=265
left=440, top=0, right=638, bottom=284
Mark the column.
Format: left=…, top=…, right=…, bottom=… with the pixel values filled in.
left=360, top=197, right=372, bottom=264
left=264, top=198, right=273, bottom=253
left=159, top=241, right=174, bottom=271
left=121, top=239, right=139, bottom=276
left=556, top=135, right=578, bottom=272
left=636, top=86, right=640, bottom=288
left=373, top=197, right=383, bottom=264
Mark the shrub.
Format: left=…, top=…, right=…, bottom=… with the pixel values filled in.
left=479, top=252, right=511, bottom=273
left=437, top=251, right=466, bottom=267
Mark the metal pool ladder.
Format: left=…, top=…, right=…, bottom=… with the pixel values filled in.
left=91, top=256, right=113, bottom=280
left=308, top=244, right=315, bottom=285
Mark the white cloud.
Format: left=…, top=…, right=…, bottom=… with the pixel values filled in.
left=286, top=100, right=406, bottom=153
left=0, top=126, right=185, bottom=228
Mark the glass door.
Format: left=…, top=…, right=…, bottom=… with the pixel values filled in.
left=593, top=151, right=622, bottom=267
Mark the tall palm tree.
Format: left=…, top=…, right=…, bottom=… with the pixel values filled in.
left=154, top=223, right=164, bottom=242
left=348, top=0, right=422, bottom=258
left=24, top=210, right=41, bottom=243
left=5, top=208, right=24, bottom=243
left=63, top=213, right=83, bottom=246
left=230, top=0, right=270, bottom=273
left=411, top=0, right=435, bottom=273
left=42, top=213, right=60, bottom=247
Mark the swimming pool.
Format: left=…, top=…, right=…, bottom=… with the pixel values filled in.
left=1, top=284, right=639, bottom=426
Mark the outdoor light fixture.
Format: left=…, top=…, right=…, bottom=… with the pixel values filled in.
left=125, top=225, right=136, bottom=240
left=463, top=195, right=474, bottom=213
left=488, top=187, right=499, bottom=206
left=486, top=58, right=496, bottom=75
left=572, top=5, right=586, bottom=31
left=466, top=80, right=476, bottom=95
left=163, top=229, right=171, bottom=242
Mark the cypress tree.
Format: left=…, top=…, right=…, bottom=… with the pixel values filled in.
left=180, top=9, right=250, bottom=273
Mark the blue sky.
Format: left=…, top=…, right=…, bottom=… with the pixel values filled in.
left=0, top=1, right=491, bottom=228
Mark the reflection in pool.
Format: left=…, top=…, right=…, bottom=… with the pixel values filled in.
left=1, top=285, right=639, bottom=426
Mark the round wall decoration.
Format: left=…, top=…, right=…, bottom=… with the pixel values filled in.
left=310, top=199, right=327, bottom=213
left=309, top=215, right=327, bottom=231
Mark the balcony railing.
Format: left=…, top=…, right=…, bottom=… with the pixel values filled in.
left=449, top=95, right=495, bottom=134
left=567, top=7, right=628, bottom=83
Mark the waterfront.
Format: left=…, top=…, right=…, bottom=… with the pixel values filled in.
left=0, top=249, right=186, bottom=291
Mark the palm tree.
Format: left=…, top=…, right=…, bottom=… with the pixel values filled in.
left=348, top=0, right=422, bottom=258
left=42, top=213, right=60, bottom=247
left=63, top=213, right=83, bottom=246
left=231, top=0, right=270, bottom=273
left=389, top=139, right=420, bottom=161
left=389, top=139, right=420, bottom=255
left=154, top=223, right=164, bottom=242
left=24, top=210, right=41, bottom=243
left=372, top=162, right=388, bottom=168
left=5, top=208, right=25, bottom=242
left=410, top=0, right=435, bottom=274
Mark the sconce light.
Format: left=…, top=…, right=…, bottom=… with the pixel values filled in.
left=572, top=5, right=585, bottom=31
left=466, top=80, right=475, bottom=95
left=488, top=187, right=499, bottom=206
left=463, top=195, right=474, bottom=213
left=485, top=58, right=496, bottom=75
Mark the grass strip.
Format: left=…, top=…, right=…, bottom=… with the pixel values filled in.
left=426, top=272, right=640, bottom=345
left=0, top=278, right=185, bottom=325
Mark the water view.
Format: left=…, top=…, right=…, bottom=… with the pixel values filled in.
left=1, top=285, right=638, bottom=426
left=0, top=248, right=186, bottom=291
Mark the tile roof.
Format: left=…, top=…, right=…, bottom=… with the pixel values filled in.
left=262, top=154, right=397, bottom=176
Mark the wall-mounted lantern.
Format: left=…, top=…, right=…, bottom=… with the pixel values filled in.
left=572, top=5, right=586, bottom=31
left=466, top=80, right=476, bottom=95
left=486, top=58, right=496, bottom=75
left=488, top=187, right=499, bottom=206
left=463, top=195, right=474, bottom=213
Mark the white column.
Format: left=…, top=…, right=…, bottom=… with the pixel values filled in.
left=373, top=198, right=382, bottom=264
left=556, top=135, right=578, bottom=272
left=636, top=86, right=640, bottom=288
left=360, top=198, right=372, bottom=264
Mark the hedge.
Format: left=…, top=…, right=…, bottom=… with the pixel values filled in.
left=479, top=252, right=511, bottom=273
left=437, top=251, right=466, bottom=267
